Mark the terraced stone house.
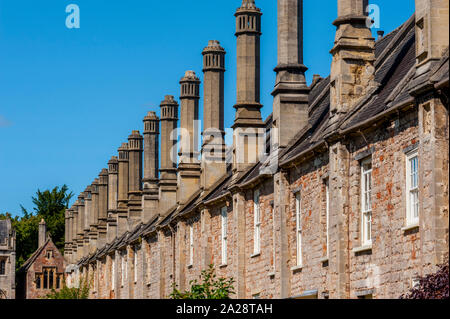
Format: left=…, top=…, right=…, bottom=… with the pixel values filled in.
left=64, top=0, right=449, bottom=299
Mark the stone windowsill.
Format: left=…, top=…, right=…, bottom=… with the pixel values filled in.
left=319, top=256, right=329, bottom=264
left=219, top=263, right=228, bottom=268
left=402, top=223, right=419, bottom=232
left=290, top=265, right=303, bottom=273
left=250, top=252, right=261, bottom=258
left=352, top=244, right=373, bottom=254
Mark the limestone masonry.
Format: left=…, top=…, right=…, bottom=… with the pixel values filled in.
left=62, top=0, right=449, bottom=299
left=0, top=219, right=15, bottom=299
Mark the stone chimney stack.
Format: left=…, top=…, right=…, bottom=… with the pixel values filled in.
left=143, top=112, right=160, bottom=223
left=65, top=209, right=72, bottom=260
left=38, top=219, right=46, bottom=248
left=201, top=40, right=227, bottom=192
left=83, top=186, right=92, bottom=253
left=91, top=178, right=99, bottom=231
left=414, top=0, right=449, bottom=75
left=87, top=182, right=99, bottom=254
left=329, top=0, right=375, bottom=127
left=117, top=143, right=129, bottom=236
left=76, top=194, right=85, bottom=261
left=272, top=0, right=310, bottom=150
left=76, top=194, right=85, bottom=239
left=64, top=210, right=70, bottom=259
left=159, top=95, right=179, bottom=215
left=178, top=71, right=202, bottom=205
left=107, top=156, right=119, bottom=243
left=127, top=130, right=144, bottom=228
left=69, top=208, right=75, bottom=262
left=71, top=201, right=78, bottom=262
left=97, top=168, right=109, bottom=248
left=232, top=0, right=265, bottom=175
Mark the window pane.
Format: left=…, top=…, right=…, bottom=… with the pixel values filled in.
left=413, top=190, right=419, bottom=218
left=36, top=275, right=41, bottom=289
left=43, top=270, right=48, bottom=289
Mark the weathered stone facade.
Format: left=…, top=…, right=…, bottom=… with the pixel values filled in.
left=17, top=220, right=66, bottom=299
left=0, top=219, right=16, bottom=299
left=65, top=0, right=449, bottom=299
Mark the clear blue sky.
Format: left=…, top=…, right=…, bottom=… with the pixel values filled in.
left=0, top=0, right=414, bottom=217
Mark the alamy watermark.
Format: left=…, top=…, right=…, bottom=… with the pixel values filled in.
left=366, top=4, right=381, bottom=29
left=66, top=4, right=80, bottom=29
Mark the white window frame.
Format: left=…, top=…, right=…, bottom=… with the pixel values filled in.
left=221, top=207, right=228, bottom=265
left=121, top=253, right=126, bottom=287
left=93, top=265, right=97, bottom=292
left=361, top=158, right=373, bottom=246
left=295, top=192, right=302, bottom=266
left=325, top=180, right=330, bottom=257
left=146, top=241, right=151, bottom=284
left=406, top=151, right=419, bottom=226
left=188, top=224, right=194, bottom=266
left=134, top=247, right=138, bottom=283
left=253, top=189, right=261, bottom=255
left=111, top=257, right=116, bottom=289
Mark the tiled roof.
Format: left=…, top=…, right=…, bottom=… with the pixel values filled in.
left=430, top=47, right=449, bottom=86
left=203, top=172, right=233, bottom=204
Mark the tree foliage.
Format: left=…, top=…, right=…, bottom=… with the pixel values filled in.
left=401, top=259, right=449, bottom=299
left=170, top=264, right=235, bottom=299
left=44, top=276, right=91, bottom=299
left=0, top=185, right=73, bottom=270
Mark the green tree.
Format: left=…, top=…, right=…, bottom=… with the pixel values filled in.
left=170, top=264, right=235, bottom=299
left=0, top=185, right=73, bottom=270
left=45, top=276, right=91, bottom=299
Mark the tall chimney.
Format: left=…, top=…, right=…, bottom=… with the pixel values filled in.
left=178, top=71, right=202, bottom=205
left=128, top=130, right=144, bottom=227
left=64, top=210, right=70, bottom=259
left=232, top=0, right=265, bottom=175
left=117, top=143, right=129, bottom=236
left=414, top=0, right=449, bottom=75
left=107, top=156, right=119, bottom=243
left=329, top=0, right=375, bottom=127
left=97, top=168, right=109, bottom=248
left=88, top=180, right=99, bottom=251
left=143, top=112, right=160, bottom=222
left=201, top=40, right=227, bottom=192
left=38, top=219, right=46, bottom=248
left=159, top=95, right=179, bottom=215
left=69, top=208, right=75, bottom=262
left=76, top=193, right=85, bottom=260
left=70, top=201, right=79, bottom=262
left=272, top=0, right=310, bottom=150
left=83, top=186, right=93, bottom=253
